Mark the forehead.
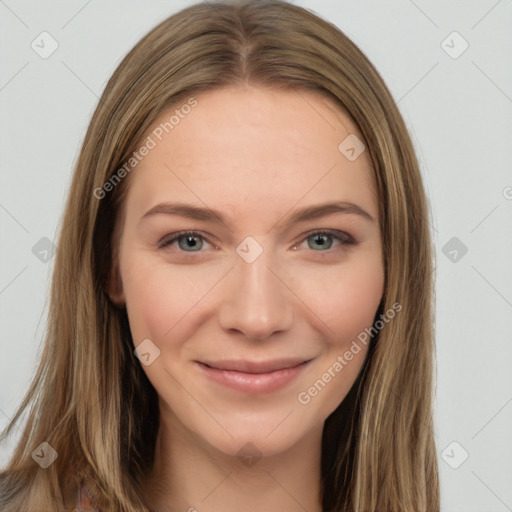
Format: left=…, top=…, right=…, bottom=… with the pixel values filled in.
left=124, top=85, right=378, bottom=227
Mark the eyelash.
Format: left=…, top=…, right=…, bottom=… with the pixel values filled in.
left=158, top=229, right=356, bottom=256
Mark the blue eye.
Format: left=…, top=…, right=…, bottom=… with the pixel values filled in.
left=301, top=230, right=354, bottom=252
left=159, top=229, right=354, bottom=254
left=159, top=231, right=211, bottom=252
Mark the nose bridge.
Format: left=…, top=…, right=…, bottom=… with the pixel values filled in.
left=218, top=240, right=293, bottom=340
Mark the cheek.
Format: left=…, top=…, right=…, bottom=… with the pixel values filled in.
left=288, top=252, right=384, bottom=343
left=120, top=252, right=226, bottom=344
left=293, top=256, right=383, bottom=415
left=121, top=255, right=186, bottom=344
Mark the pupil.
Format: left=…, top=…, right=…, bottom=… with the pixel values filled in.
left=310, top=234, right=331, bottom=250
left=179, top=235, right=202, bottom=251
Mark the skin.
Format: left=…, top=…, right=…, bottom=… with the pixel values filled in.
left=108, top=85, right=384, bottom=512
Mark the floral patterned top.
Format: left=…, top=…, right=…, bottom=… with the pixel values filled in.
left=65, top=484, right=100, bottom=512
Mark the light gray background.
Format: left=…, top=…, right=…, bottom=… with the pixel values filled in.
left=1, top=1, right=511, bottom=510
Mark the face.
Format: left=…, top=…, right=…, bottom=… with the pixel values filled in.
left=110, top=85, right=384, bottom=459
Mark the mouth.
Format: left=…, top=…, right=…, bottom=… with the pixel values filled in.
left=196, top=358, right=313, bottom=394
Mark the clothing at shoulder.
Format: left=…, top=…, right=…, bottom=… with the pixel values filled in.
left=63, top=484, right=100, bottom=511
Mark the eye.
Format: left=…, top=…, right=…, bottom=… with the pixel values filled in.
left=159, top=230, right=214, bottom=252
left=158, top=229, right=355, bottom=255
left=293, top=229, right=355, bottom=252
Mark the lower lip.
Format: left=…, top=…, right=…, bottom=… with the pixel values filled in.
left=197, top=361, right=311, bottom=394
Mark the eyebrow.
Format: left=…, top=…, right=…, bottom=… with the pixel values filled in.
left=141, top=200, right=375, bottom=228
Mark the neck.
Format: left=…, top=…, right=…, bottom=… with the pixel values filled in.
left=143, top=407, right=324, bottom=512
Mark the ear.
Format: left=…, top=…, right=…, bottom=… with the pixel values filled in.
left=107, top=262, right=126, bottom=307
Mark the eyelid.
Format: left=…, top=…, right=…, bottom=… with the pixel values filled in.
left=158, top=228, right=355, bottom=253
left=158, top=230, right=216, bottom=250
left=300, top=228, right=355, bottom=246
left=291, top=228, right=355, bottom=255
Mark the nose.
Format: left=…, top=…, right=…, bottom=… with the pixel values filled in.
left=217, top=245, right=294, bottom=341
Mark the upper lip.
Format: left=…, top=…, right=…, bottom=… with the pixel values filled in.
left=199, top=358, right=311, bottom=374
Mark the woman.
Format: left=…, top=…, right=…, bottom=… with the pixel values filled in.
left=0, top=1, right=439, bottom=510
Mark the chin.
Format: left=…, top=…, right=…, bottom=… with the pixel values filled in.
left=184, top=400, right=326, bottom=463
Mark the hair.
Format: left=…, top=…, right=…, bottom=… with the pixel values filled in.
left=0, top=1, right=439, bottom=510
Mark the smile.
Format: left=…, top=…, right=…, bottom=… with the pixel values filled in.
left=196, top=358, right=312, bottom=394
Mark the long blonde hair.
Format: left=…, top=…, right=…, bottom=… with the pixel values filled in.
left=0, top=1, right=439, bottom=510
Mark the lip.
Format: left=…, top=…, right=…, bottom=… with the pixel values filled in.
left=197, top=358, right=312, bottom=394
